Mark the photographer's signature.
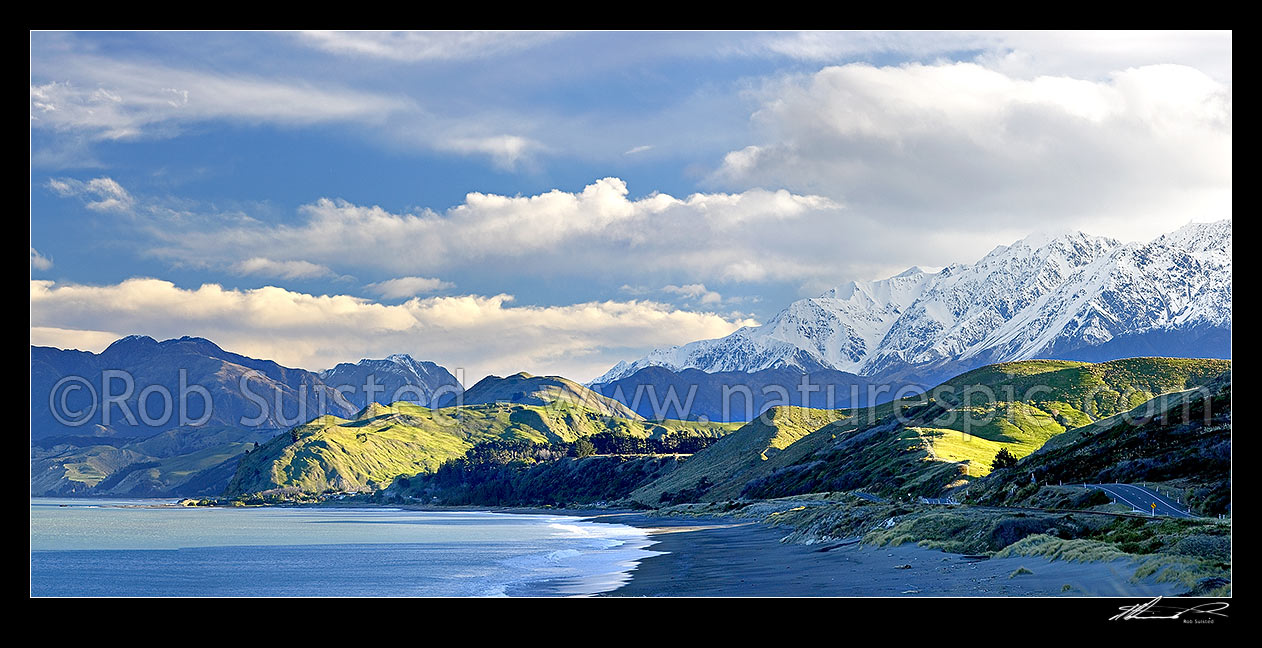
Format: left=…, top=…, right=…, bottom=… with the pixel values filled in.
left=1110, top=597, right=1229, bottom=622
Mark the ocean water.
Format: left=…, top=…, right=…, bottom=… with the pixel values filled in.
left=29, top=498, right=661, bottom=597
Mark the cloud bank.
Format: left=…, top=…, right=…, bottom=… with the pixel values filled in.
left=136, top=177, right=851, bottom=288
left=711, top=62, right=1231, bottom=244
left=30, top=278, right=757, bottom=383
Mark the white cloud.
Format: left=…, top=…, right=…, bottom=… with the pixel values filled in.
left=662, top=283, right=722, bottom=304
left=748, top=30, right=1231, bottom=83
left=30, top=278, right=757, bottom=383
left=30, top=61, right=411, bottom=141
left=143, top=177, right=851, bottom=287
left=619, top=285, right=652, bottom=296
left=364, top=276, right=454, bottom=299
left=711, top=62, right=1231, bottom=245
left=30, top=247, right=53, bottom=271
left=294, top=31, right=561, bottom=62
left=30, top=54, right=541, bottom=170
left=438, top=134, right=541, bottom=170
left=231, top=257, right=336, bottom=280
left=31, top=326, right=121, bottom=352
left=624, top=145, right=654, bottom=155
left=47, top=177, right=135, bottom=213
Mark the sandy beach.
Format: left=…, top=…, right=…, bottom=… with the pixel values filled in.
left=574, top=512, right=1184, bottom=597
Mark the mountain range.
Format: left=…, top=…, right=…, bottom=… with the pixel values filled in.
left=30, top=338, right=702, bottom=496
left=31, top=336, right=461, bottom=441
left=28, top=220, right=1232, bottom=496
left=593, top=220, right=1231, bottom=392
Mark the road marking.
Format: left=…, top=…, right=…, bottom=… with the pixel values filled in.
left=1091, top=484, right=1157, bottom=515
left=1093, top=483, right=1191, bottom=518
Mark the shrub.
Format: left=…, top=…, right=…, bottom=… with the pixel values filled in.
left=992, top=447, right=1019, bottom=470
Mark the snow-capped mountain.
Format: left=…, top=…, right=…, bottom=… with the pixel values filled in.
left=593, top=220, right=1231, bottom=385
left=318, top=354, right=463, bottom=409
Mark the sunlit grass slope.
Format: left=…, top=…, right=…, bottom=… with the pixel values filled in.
left=226, top=401, right=738, bottom=496
left=634, top=357, right=1230, bottom=503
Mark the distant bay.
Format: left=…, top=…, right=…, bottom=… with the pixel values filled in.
left=30, top=499, right=658, bottom=597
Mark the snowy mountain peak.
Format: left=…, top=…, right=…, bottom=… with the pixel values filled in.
left=592, top=220, right=1231, bottom=385
left=385, top=353, right=416, bottom=366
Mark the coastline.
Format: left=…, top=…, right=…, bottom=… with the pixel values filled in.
left=31, top=499, right=658, bottom=596
left=31, top=498, right=1196, bottom=597
left=571, top=511, right=1185, bottom=597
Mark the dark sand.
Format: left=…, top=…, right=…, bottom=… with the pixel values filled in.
left=578, top=512, right=1184, bottom=597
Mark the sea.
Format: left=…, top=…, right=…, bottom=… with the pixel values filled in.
left=30, top=498, right=661, bottom=597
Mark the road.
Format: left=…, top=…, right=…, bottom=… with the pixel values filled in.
left=1086, top=483, right=1194, bottom=518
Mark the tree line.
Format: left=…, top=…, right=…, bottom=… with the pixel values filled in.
left=457, top=431, right=718, bottom=467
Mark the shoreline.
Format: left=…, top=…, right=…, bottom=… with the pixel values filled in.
left=395, top=504, right=1190, bottom=597
left=575, top=511, right=1185, bottom=597
left=29, top=498, right=1195, bottom=597
left=388, top=506, right=1189, bottom=597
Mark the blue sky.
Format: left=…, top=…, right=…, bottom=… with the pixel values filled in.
left=30, top=31, right=1232, bottom=382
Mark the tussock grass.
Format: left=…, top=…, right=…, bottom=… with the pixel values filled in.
left=996, top=534, right=1129, bottom=563
left=1132, top=554, right=1232, bottom=591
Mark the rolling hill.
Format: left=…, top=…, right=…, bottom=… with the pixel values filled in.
left=968, top=372, right=1231, bottom=514
left=629, top=357, right=1230, bottom=505
left=225, top=397, right=738, bottom=497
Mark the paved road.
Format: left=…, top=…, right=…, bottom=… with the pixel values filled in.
left=1086, top=483, right=1194, bottom=518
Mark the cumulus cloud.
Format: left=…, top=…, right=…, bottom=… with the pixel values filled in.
left=231, top=257, right=336, bottom=280
left=30, top=278, right=757, bottom=383
left=141, top=177, right=851, bottom=287
left=748, top=31, right=1231, bottom=83
left=30, top=247, right=54, bottom=271
left=364, top=276, right=454, bottom=299
left=711, top=62, right=1231, bottom=245
left=31, top=326, right=122, bottom=353
left=294, top=31, right=561, bottom=62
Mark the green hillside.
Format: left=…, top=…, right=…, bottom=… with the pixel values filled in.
left=225, top=401, right=737, bottom=497
left=636, top=357, right=1230, bottom=504
left=463, top=372, right=643, bottom=420
left=629, top=405, right=845, bottom=504
left=968, top=372, right=1231, bottom=514
left=393, top=454, right=690, bottom=507
left=31, top=425, right=274, bottom=496
left=31, top=445, right=152, bottom=495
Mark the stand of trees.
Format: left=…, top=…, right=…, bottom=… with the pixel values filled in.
left=457, top=433, right=717, bottom=468
left=388, top=432, right=717, bottom=507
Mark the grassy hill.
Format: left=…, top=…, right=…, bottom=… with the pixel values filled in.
left=463, top=372, right=643, bottom=420
left=31, top=425, right=275, bottom=496
left=967, top=372, right=1231, bottom=514
left=32, top=445, right=152, bottom=495
left=225, top=401, right=738, bottom=497
left=393, top=454, right=691, bottom=507
left=632, top=357, right=1230, bottom=504
left=629, top=405, right=845, bottom=505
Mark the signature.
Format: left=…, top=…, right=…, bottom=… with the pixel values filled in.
left=1110, top=597, right=1229, bottom=621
